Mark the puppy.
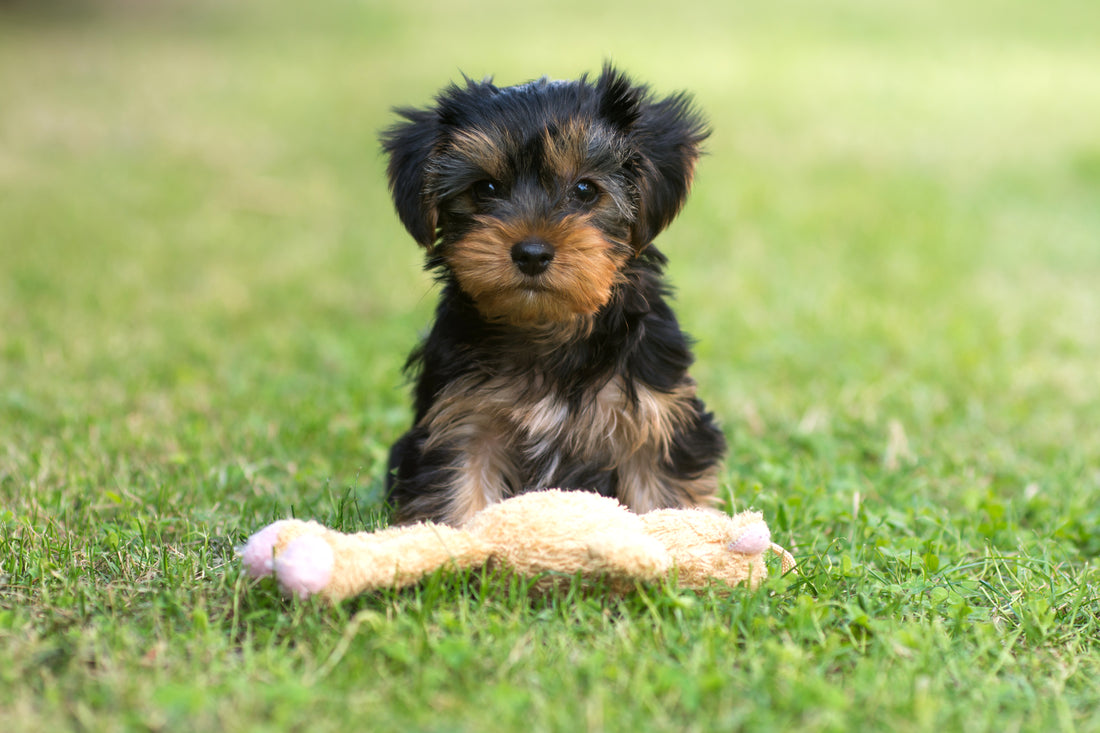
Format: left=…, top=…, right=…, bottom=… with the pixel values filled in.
left=381, top=64, right=725, bottom=526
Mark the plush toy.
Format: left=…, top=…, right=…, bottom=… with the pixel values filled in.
left=241, top=490, right=795, bottom=601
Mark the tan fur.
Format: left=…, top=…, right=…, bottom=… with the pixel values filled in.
left=616, top=451, right=718, bottom=513
left=448, top=127, right=512, bottom=182
left=541, top=119, right=614, bottom=182
left=428, top=410, right=519, bottom=526
left=417, top=373, right=715, bottom=524
left=448, top=215, right=628, bottom=326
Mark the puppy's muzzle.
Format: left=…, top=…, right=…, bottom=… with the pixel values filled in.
left=511, top=237, right=555, bottom=277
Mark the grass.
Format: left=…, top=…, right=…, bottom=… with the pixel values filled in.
left=2, top=0, right=1100, bottom=730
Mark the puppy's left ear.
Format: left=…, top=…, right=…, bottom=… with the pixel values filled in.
left=380, top=107, right=442, bottom=248
left=630, top=94, right=709, bottom=249
left=597, top=67, right=709, bottom=250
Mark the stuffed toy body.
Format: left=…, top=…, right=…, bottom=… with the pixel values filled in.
left=241, top=490, right=794, bottom=601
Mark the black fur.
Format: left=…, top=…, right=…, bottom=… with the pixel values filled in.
left=380, top=65, right=725, bottom=525
left=387, top=247, right=725, bottom=515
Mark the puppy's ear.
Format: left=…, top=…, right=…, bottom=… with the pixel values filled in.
left=596, top=66, right=709, bottom=250
left=380, top=107, right=442, bottom=248
left=596, top=65, right=643, bottom=130
left=630, top=93, right=708, bottom=249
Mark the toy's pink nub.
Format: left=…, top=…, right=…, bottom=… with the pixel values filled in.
left=240, top=521, right=291, bottom=579
left=274, top=534, right=335, bottom=599
left=729, top=524, right=771, bottom=555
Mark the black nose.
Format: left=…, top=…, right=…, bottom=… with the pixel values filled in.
left=510, top=238, right=555, bottom=276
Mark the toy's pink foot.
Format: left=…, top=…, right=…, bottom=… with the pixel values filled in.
left=273, top=535, right=335, bottom=599
left=240, top=520, right=293, bottom=579
left=240, top=520, right=335, bottom=598
left=729, top=523, right=771, bottom=555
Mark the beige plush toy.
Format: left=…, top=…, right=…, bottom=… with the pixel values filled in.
left=241, top=490, right=795, bottom=601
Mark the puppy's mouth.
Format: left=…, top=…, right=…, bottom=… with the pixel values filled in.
left=512, top=277, right=568, bottom=309
left=517, top=278, right=553, bottom=293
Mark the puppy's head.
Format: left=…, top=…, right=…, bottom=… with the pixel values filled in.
left=381, top=65, right=708, bottom=327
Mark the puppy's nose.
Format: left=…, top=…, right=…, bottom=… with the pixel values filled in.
left=510, top=238, right=555, bottom=276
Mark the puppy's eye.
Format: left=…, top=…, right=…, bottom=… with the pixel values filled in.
left=471, top=180, right=501, bottom=202
left=570, top=180, right=599, bottom=205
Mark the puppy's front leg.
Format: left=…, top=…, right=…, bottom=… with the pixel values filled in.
left=388, top=413, right=519, bottom=527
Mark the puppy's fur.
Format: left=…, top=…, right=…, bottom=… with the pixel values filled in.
left=381, top=65, right=725, bottom=526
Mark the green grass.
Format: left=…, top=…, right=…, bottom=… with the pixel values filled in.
left=3, top=0, right=1100, bottom=730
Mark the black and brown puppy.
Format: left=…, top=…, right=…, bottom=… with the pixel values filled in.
left=381, top=65, right=725, bottom=526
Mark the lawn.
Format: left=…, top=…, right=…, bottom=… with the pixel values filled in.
left=2, top=0, right=1100, bottom=730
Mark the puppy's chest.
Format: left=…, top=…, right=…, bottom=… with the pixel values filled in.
left=422, top=371, right=693, bottom=463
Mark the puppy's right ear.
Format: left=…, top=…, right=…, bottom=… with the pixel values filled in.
left=380, top=107, right=441, bottom=248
